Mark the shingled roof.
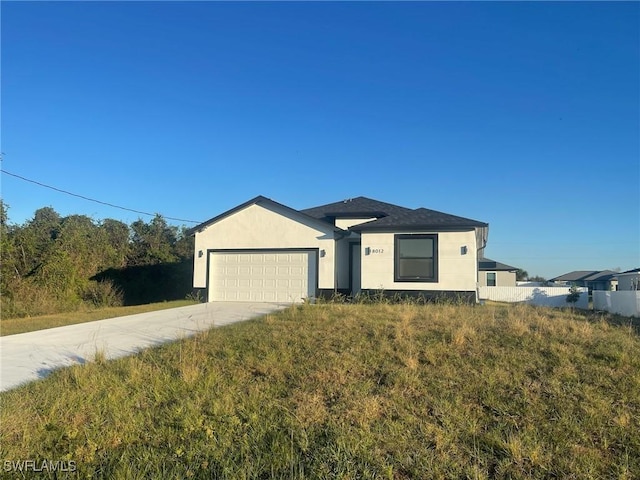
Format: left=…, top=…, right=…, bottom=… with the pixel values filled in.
left=301, top=196, right=412, bottom=220
left=350, top=207, right=487, bottom=231
left=192, top=195, right=488, bottom=235
left=301, top=196, right=487, bottom=231
left=478, top=258, right=519, bottom=271
left=620, top=268, right=640, bottom=274
left=550, top=270, right=618, bottom=282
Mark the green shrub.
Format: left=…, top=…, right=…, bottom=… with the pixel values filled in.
left=566, top=284, right=582, bottom=306
left=82, top=280, right=124, bottom=308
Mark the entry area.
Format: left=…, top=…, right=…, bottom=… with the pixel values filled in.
left=349, top=243, right=361, bottom=296
left=208, top=250, right=317, bottom=303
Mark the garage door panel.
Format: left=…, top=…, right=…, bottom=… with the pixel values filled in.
left=209, top=251, right=316, bottom=303
left=277, top=266, right=289, bottom=275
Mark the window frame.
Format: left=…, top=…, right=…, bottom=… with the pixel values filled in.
left=394, top=234, right=438, bottom=283
left=486, top=272, right=497, bottom=287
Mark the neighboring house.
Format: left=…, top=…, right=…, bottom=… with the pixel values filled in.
left=189, top=196, right=489, bottom=303
left=550, top=270, right=618, bottom=292
left=617, top=268, right=640, bottom=290
left=478, top=258, right=518, bottom=287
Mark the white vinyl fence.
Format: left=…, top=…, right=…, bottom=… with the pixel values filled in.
left=478, top=286, right=589, bottom=309
left=593, top=291, right=640, bottom=317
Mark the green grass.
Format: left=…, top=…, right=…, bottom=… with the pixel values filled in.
left=1, top=303, right=639, bottom=479
left=0, top=299, right=198, bottom=336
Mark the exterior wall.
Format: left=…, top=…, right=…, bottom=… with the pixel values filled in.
left=193, top=203, right=337, bottom=290
left=590, top=280, right=617, bottom=291
left=335, top=218, right=377, bottom=230
left=617, top=273, right=640, bottom=291
left=359, top=230, right=478, bottom=292
left=593, top=291, right=640, bottom=317
left=478, top=270, right=516, bottom=287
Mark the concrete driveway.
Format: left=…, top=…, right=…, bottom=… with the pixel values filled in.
left=0, top=302, right=286, bottom=392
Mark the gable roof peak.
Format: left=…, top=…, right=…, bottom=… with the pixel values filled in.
left=301, top=196, right=412, bottom=219
left=187, top=195, right=344, bottom=235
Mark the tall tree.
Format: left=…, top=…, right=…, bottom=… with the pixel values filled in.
left=0, top=201, right=19, bottom=293
left=128, top=214, right=179, bottom=266
left=174, top=226, right=195, bottom=261
left=101, top=218, right=131, bottom=268
left=17, top=207, right=62, bottom=277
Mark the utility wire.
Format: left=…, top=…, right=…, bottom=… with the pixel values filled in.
left=1, top=169, right=203, bottom=224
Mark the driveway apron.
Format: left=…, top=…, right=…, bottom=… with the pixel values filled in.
left=0, top=302, right=285, bottom=392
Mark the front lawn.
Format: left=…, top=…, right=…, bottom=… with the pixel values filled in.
left=1, top=303, right=638, bottom=478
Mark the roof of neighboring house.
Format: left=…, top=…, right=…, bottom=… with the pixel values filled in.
left=582, top=270, right=618, bottom=282
left=550, top=270, right=618, bottom=282
left=550, top=271, right=599, bottom=282
left=478, top=258, right=519, bottom=271
left=619, top=267, right=640, bottom=275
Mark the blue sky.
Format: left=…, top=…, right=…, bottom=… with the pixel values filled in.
left=2, top=1, right=639, bottom=278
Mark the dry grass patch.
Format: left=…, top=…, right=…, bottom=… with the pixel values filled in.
left=1, top=303, right=639, bottom=479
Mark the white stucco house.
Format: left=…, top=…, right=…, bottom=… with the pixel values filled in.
left=617, top=268, right=640, bottom=291
left=189, top=196, right=489, bottom=303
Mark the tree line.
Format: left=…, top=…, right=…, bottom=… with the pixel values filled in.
left=1, top=201, right=195, bottom=318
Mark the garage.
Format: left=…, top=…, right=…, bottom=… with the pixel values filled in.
left=208, top=250, right=318, bottom=303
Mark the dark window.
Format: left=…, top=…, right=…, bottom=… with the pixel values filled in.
left=486, top=272, right=496, bottom=286
left=394, top=234, right=437, bottom=282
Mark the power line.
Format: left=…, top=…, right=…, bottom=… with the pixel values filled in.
left=1, top=169, right=203, bottom=224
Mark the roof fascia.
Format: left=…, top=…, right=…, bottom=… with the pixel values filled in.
left=351, top=224, right=485, bottom=233
left=479, top=265, right=518, bottom=272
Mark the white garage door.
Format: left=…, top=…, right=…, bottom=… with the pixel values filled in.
left=209, top=251, right=317, bottom=303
